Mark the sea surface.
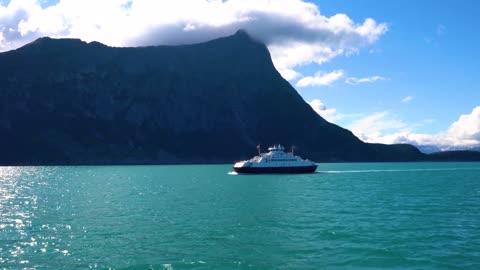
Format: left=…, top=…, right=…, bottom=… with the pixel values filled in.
left=0, top=162, right=479, bottom=269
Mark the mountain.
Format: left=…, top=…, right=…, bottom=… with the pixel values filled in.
left=417, top=144, right=480, bottom=154
left=0, top=30, right=475, bottom=165
left=426, top=151, right=480, bottom=161
left=416, top=145, right=442, bottom=154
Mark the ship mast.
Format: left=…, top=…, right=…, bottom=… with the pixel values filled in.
left=256, top=144, right=262, bottom=156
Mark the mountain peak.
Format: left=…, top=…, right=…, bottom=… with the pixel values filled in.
left=0, top=31, right=447, bottom=164
left=14, top=37, right=110, bottom=54
left=234, top=29, right=250, bottom=37
left=35, top=36, right=53, bottom=42
left=232, top=29, right=255, bottom=41
left=32, top=36, right=84, bottom=45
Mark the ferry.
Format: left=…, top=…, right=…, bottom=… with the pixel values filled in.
left=233, top=145, right=317, bottom=174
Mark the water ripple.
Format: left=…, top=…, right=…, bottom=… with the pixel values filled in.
left=0, top=163, right=479, bottom=269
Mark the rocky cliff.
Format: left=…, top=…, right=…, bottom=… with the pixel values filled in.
left=1, top=30, right=464, bottom=165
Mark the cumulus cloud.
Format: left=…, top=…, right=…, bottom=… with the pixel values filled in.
left=446, top=106, right=480, bottom=144
left=401, top=96, right=415, bottom=103
left=296, top=69, right=345, bottom=87
left=350, top=106, right=480, bottom=150
left=280, top=68, right=302, bottom=81
left=308, top=99, right=339, bottom=122
left=345, top=75, right=386, bottom=85
left=0, top=0, right=387, bottom=79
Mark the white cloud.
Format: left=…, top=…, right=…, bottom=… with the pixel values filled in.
left=308, top=99, right=340, bottom=122
left=296, top=69, right=344, bottom=87
left=446, top=106, right=480, bottom=145
left=269, top=42, right=344, bottom=80
left=350, top=106, right=480, bottom=151
left=278, top=68, right=301, bottom=81
left=0, top=31, right=4, bottom=49
left=401, top=96, right=415, bottom=103
left=0, top=0, right=387, bottom=80
left=345, top=75, right=386, bottom=85
left=349, top=111, right=408, bottom=142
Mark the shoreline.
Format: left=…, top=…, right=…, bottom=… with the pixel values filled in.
left=2, top=160, right=480, bottom=167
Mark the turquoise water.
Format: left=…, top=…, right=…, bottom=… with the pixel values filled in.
left=0, top=163, right=479, bottom=269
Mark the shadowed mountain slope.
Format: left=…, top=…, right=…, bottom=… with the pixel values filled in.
left=0, top=30, right=465, bottom=165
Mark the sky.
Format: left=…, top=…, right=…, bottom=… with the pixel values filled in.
left=0, top=0, right=479, bottom=151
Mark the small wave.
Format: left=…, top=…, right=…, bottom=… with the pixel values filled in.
left=227, top=171, right=238, bottom=175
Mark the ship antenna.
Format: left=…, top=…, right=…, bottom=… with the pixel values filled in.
left=291, top=145, right=296, bottom=155
left=256, top=144, right=261, bottom=156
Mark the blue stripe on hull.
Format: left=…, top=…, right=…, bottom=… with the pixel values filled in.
left=233, top=165, right=317, bottom=174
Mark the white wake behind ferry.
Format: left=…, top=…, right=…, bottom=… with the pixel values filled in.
left=233, top=145, right=317, bottom=174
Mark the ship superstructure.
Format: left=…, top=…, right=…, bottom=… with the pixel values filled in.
left=233, top=145, right=317, bottom=174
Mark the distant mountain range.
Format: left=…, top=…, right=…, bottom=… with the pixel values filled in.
left=416, top=144, right=480, bottom=154
left=1, top=30, right=479, bottom=165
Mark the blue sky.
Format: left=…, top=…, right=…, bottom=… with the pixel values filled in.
left=0, top=0, right=478, bottom=150
left=300, top=0, right=479, bottom=134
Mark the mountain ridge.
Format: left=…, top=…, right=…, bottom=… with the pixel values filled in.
left=1, top=31, right=479, bottom=165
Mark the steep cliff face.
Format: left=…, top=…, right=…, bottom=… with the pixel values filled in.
left=0, top=30, right=423, bottom=164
